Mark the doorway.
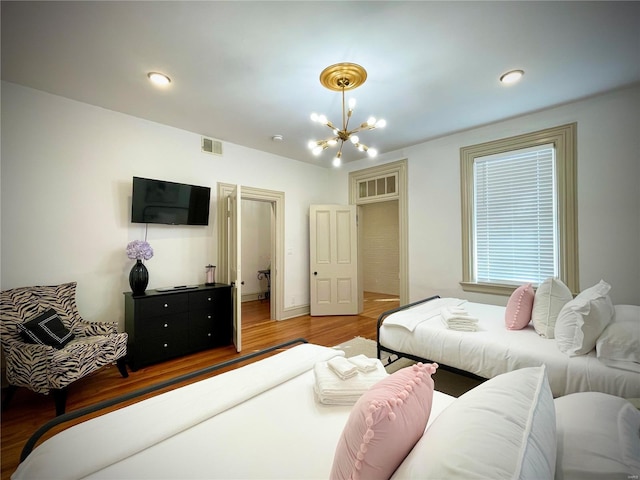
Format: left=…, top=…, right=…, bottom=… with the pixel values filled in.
left=217, top=183, right=285, bottom=322
left=349, top=159, right=408, bottom=305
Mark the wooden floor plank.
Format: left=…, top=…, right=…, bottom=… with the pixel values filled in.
left=0, top=292, right=398, bottom=480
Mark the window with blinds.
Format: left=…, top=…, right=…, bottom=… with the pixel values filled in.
left=473, top=145, right=558, bottom=285
left=459, top=123, right=578, bottom=296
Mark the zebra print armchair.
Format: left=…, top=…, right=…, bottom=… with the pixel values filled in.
left=0, top=281, right=128, bottom=415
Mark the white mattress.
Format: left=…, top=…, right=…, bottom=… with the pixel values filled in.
left=379, top=300, right=640, bottom=398
left=13, top=343, right=455, bottom=480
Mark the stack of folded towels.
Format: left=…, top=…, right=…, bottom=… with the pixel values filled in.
left=440, top=306, right=479, bottom=331
left=314, top=354, right=388, bottom=405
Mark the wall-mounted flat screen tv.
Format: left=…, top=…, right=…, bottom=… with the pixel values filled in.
left=131, top=176, right=211, bottom=225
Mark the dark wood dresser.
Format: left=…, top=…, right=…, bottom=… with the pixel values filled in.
left=124, top=284, right=232, bottom=370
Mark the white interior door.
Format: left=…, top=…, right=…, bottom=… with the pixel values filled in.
left=310, top=204, right=359, bottom=316
left=229, top=185, right=242, bottom=352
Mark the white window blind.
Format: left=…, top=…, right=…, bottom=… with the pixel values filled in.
left=473, top=144, right=558, bottom=286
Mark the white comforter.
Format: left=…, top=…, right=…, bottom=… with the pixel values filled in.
left=379, top=300, right=640, bottom=398
left=13, top=343, right=455, bottom=480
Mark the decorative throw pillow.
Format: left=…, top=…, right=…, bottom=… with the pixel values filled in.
left=505, top=283, right=535, bottom=330
left=330, top=362, right=437, bottom=480
left=391, top=366, right=556, bottom=480
left=18, top=308, right=75, bottom=349
left=554, top=392, right=640, bottom=479
left=532, top=277, right=573, bottom=338
left=595, top=304, right=640, bottom=373
left=555, top=280, right=614, bottom=356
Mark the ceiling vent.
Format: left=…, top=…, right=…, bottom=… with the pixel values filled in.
left=201, top=136, right=223, bottom=156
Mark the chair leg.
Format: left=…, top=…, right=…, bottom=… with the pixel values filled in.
left=116, top=357, right=129, bottom=378
left=53, top=388, right=68, bottom=416
left=2, top=385, right=18, bottom=411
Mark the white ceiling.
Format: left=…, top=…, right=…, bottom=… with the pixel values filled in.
left=2, top=1, right=639, bottom=166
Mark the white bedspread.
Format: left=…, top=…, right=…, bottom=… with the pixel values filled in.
left=13, top=342, right=457, bottom=480
left=380, top=300, right=640, bottom=398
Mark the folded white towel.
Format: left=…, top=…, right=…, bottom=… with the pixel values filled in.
left=441, top=318, right=478, bottom=332
left=440, top=307, right=479, bottom=323
left=440, top=306, right=479, bottom=331
left=382, top=298, right=468, bottom=332
left=327, top=356, right=358, bottom=379
left=314, top=359, right=388, bottom=405
left=348, top=354, right=379, bottom=373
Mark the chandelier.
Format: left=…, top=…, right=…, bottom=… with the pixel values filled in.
left=308, top=63, right=386, bottom=167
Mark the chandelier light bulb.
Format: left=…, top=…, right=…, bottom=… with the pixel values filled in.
left=367, top=148, right=378, bottom=158
left=350, top=135, right=359, bottom=144
left=367, top=116, right=377, bottom=126
left=308, top=140, right=317, bottom=149
left=376, top=119, right=387, bottom=128
left=310, top=113, right=319, bottom=122
left=332, top=156, right=341, bottom=167
left=318, top=114, right=328, bottom=125
left=312, top=146, right=323, bottom=156
left=328, top=139, right=338, bottom=146
left=348, top=98, right=356, bottom=110
left=358, top=144, right=365, bottom=151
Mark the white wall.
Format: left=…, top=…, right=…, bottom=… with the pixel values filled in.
left=241, top=199, right=271, bottom=298
left=335, top=84, right=640, bottom=306
left=1, top=81, right=333, bottom=328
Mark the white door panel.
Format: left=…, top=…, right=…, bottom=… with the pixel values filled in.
left=229, top=185, right=242, bottom=352
left=310, top=204, right=359, bottom=315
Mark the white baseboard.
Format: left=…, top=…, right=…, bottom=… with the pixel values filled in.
left=280, top=304, right=310, bottom=320
left=241, top=292, right=267, bottom=303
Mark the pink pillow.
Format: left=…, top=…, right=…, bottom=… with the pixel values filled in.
left=330, top=362, right=437, bottom=480
left=505, top=283, right=535, bottom=330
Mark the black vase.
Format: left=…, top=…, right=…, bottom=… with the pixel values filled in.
left=129, top=259, right=149, bottom=294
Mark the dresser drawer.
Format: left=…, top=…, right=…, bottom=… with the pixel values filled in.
left=138, top=293, right=189, bottom=318
left=139, top=335, right=190, bottom=365
left=137, top=312, right=188, bottom=339
left=189, top=290, right=220, bottom=311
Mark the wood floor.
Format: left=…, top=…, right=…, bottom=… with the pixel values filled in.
left=0, top=292, right=399, bottom=480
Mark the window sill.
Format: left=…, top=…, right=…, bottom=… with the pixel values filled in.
left=459, top=282, right=520, bottom=296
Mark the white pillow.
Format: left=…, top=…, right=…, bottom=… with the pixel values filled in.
left=391, top=366, right=556, bottom=480
left=554, top=392, right=640, bottom=480
left=532, top=277, right=573, bottom=338
left=596, top=304, right=640, bottom=373
left=555, top=280, right=614, bottom=356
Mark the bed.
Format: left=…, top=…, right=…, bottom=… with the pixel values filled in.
left=12, top=339, right=640, bottom=480
left=377, top=294, right=640, bottom=399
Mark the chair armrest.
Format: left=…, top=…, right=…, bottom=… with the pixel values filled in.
left=73, top=321, right=119, bottom=337
left=5, top=342, right=56, bottom=394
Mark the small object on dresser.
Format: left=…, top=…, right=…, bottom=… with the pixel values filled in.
left=206, top=264, right=216, bottom=285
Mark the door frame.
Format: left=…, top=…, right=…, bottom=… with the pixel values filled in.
left=217, top=183, right=285, bottom=321
left=348, top=159, right=409, bottom=305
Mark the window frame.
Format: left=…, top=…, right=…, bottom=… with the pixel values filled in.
left=460, top=123, right=579, bottom=296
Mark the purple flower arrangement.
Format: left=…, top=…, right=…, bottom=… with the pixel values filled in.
left=126, top=240, right=154, bottom=261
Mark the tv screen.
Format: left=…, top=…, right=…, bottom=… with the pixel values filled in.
left=131, top=177, right=211, bottom=225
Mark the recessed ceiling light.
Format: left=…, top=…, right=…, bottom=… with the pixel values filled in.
left=147, top=72, right=171, bottom=86
left=500, top=69, right=524, bottom=85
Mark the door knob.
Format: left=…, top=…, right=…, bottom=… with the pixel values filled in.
left=313, top=272, right=318, bottom=276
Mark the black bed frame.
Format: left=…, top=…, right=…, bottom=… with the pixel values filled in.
left=376, top=296, right=487, bottom=382
left=20, top=337, right=309, bottom=462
